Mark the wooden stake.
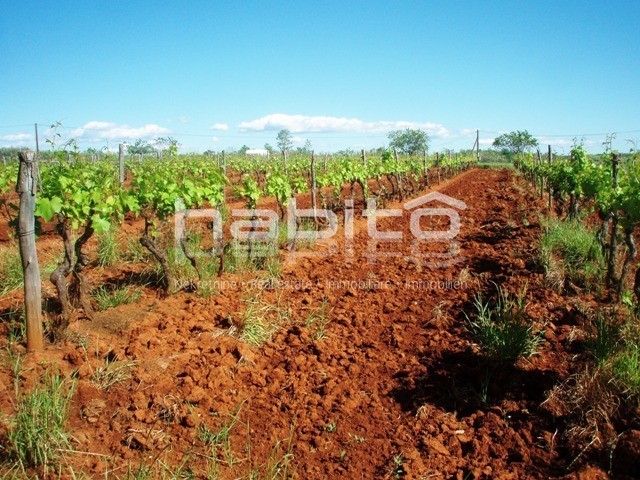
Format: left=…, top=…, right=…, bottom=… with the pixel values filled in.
left=311, top=151, right=318, bottom=228
left=17, top=151, right=43, bottom=352
left=118, top=143, right=125, bottom=184
left=423, top=149, right=427, bottom=176
left=547, top=145, right=552, bottom=212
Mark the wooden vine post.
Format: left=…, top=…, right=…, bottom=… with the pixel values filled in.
left=606, top=153, right=621, bottom=288
left=311, top=151, right=318, bottom=228
left=17, top=151, right=44, bottom=352
left=547, top=145, right=552, bottom=212
left=118, top=143, right=125, bottom=184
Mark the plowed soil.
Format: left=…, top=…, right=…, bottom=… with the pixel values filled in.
left=0, top=168, right=623, bottom=478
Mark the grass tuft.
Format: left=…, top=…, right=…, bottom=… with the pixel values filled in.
left=96, top=226, right=121, bottom=267
left=91, top=358, right=136, bottom=390
left=466, top=287, right=542, bottom=363
left=0, top=245, right=23, bottom=296
left=237, top=292, right=290, bottom=347
left=95, top=285, right=142, bottom=311
left=305, top=298, right=332, bottom=340
left=539, top=218, right=605, bottom=292
left=8, top=372, right=75, bottom=470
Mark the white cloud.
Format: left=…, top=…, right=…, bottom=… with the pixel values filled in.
left=237, top=114, right=450, bottom=137
left=0, top=132, right=33, bottom=142
left=68, top=121, right=171, bottom=143
left=211, top=123, right=229, bottom=131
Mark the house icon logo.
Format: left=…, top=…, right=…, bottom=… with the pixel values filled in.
left=403, top=191, right=467, bottom=267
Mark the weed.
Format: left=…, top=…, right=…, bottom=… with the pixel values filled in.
left=199, top=404, right=243, bottom=469
left=97, top=226, right=121, bottom=267
left=94, top=285, right=142, bottom=311
left=466, top=287, right=542, bottom=364
left=388, top=454, right=406, bottom=479
left=0, top=245, right=23, bottom=296
left=91, top=358, right=136, bottom=390
left=123, top=236, right=150, bottom=263
left=539, top=218, right=605, bottom=292
left=8, top=371, right=75, bottom=470
left=237, top=291, right=289, bottom=347
left=611, top=343, right=640, bottom=397
left=325, top=422, right=337, bottom=433
left=305, top=298, right=331, bottom=340
left=584, top=311, right=621, bottom=364
left=3, top=341, right=24, bottom=397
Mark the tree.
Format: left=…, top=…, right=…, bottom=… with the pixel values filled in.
left=238, top=145, right=250, bottom=154
left=492, top=130, right=539, bottom=156
left=154, top=137, right=180, bottom=157
left=304, top=139, right=312, bottom=153
left=127, top=139, right=155, bottom=155
left=276, top=129, right=293, bottom=154
left=264, top=143, right=275, bottom=154
left=387, top=128, right=430, bottom=155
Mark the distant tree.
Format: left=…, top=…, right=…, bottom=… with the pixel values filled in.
left=127, top=139, right=155, bottom=155
left=492, top=130, right=539, bottom=156
left=276, top=129, right=293, bottom=155
left=238, top=145, right=250, bottom=154
left=387, top=128, right=430, bottom=155
left=304, top=139, right=312, bottom=153
left=264, top=143, right=275, bottom=154
left=154, top=137, right=180, bottom=157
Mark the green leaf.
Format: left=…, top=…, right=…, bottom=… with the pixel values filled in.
left=35, top=196, right=63, bottom=221
left=91, top=214, right=111, bottom=234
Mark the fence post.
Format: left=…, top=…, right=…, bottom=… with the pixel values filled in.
left=423, top=149, right=427, bottom=177
left=222, top=150, right=227, bottom=175
left=118, top=143, right=125, bottom=184
left=311, top=151, right=318, bottom=228
left=361, top=148, right=366, bottom=167
left=606, top=154, right=621, bottom=288
left=17, top=151, right=44, bottom=352
left=547, top=145, right=552, bottom=212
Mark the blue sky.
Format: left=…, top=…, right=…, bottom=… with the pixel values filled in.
left=1, top=0, right=639, bottom=154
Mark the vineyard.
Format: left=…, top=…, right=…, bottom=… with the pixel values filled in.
left=0, top=147, right=639, bottom=479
